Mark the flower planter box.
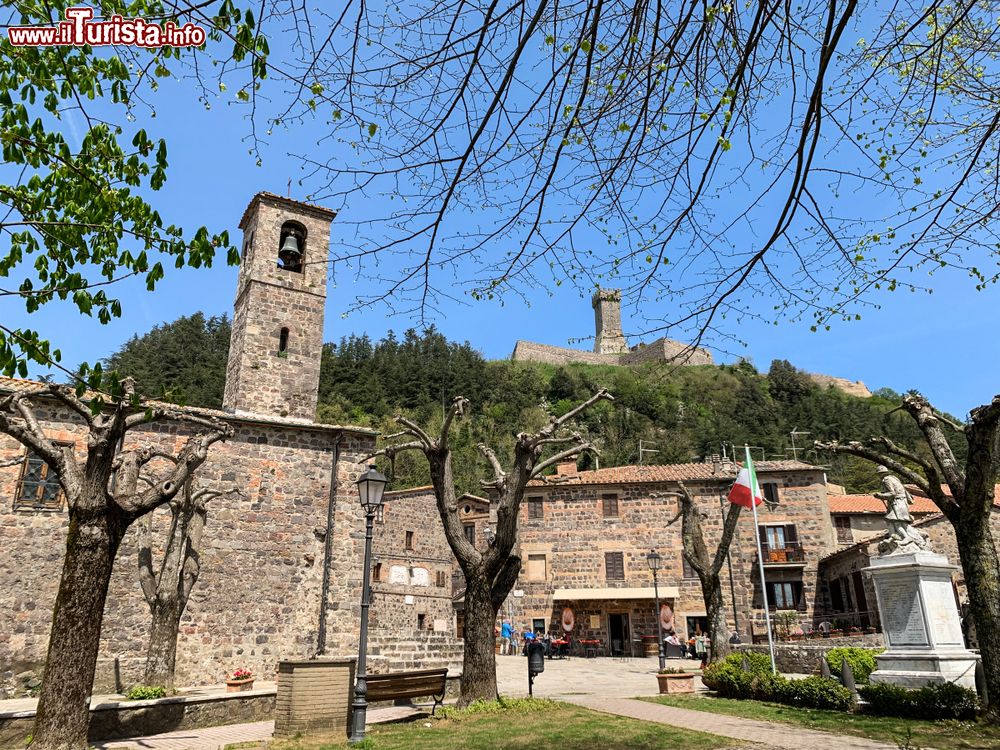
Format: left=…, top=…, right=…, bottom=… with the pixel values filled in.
left=657, top=673, right=695, bottom=695
left=226, top=678, right=255, bottom=693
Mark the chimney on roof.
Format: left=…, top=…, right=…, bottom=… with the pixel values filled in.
left=554, top=460, right=578, bottom=477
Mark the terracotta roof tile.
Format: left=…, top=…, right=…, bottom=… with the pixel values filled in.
left=829, top=486, right=1000, bottom=514
left=529, top=459, right=818, bottom=487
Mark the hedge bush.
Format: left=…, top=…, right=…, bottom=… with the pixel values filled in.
left=825, top=647, right=882, bottom=684
left=703, top=653, right=851, bottom=711
left=859, top=681, right=979, bottom=721
left=779, top=676, right=853, bottom=711
left=124, top=685, right=167, bottom=701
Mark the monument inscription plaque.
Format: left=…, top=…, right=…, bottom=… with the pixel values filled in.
left=877, top=577, right=928, bottom=647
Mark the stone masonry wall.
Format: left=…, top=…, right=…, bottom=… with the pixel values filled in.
left=510, top=341, right=621, bottom=367
left=0, top=396, right=375, bottom=689
left=736, top=635, right=885, bottom=674
left=369, top=487, right=456, bottom=639
left=223, top=194, right=333, bottom=421
left=619, top=337, right=714, bottom=367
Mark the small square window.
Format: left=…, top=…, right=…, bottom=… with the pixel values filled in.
left=436, top=570, right=447, bottom=587
left=463, top=523, right=476, bottom=545
left=682, top=556, right=698, bottom=579
left=372, top=562, right=382, bottom=582
left=417, top=613, right=426, bottom=630
left=601, top=493, right=619, bottom=517
left=405, top=530, right=414, bottom=550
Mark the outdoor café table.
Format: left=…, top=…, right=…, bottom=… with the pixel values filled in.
left=550, top=638, right=569, bottom=659
left=578, top=639, right=603, bottom=658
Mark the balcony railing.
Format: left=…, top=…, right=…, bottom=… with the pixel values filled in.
left=757, top=542, right=806, bottom=564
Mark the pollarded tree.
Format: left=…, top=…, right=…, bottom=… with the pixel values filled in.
left=374, top=390, right=613, bottom=704
left=817, top=392, right=1000, bottom=719
left=137, top=474, right=242, bottom=693
left=670, top=482, right=743, bottom=663
left=0, top=379, right=232, bottom=749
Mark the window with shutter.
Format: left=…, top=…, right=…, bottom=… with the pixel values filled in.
left=601, top=493, right=619, bottom=517
left=605, top=551, right=625, bottom=581
left=762, top=482, right=779, bottom=505
left=528, top=496, right=543, bottom=519
left=463, top=523, right=476, bottom=544
left=682, top=556, right=698, bottom=579
left=14, top=448, right=68, bottom=511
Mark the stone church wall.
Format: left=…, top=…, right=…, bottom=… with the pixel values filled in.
left=0, top=396, right=375, bottom=689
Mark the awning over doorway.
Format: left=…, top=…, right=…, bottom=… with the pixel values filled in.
left=552, top=586, right=679, bottom=601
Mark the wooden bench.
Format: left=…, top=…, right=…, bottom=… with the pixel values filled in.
left=365, top=668, right=449, bottom=715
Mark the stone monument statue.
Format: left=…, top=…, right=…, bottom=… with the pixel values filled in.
left=874, top=466, right=931, bottom=555
left=865, top=467, right=979, bottom=690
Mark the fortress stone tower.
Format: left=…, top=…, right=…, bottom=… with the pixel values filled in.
left=223, top=192, right=335, bottom=421
left=592, top=288, right=630, bottom=355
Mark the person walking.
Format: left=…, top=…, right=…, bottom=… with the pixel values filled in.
left=500, top=619, right=514, bottom=655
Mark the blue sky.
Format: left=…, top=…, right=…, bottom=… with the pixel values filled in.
left=6, top=19, right=999, bottom=419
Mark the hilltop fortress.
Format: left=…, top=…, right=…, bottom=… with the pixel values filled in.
left=511, top=289, right=714, bottom=367
left=511, top=289, right=871, bottom=397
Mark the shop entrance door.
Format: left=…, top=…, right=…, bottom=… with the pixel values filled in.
left=609, top=613, right=630, bottom=656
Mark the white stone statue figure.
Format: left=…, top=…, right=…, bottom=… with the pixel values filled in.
left=875, top=465, right=932, bottom=555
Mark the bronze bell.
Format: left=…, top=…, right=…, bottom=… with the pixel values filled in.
left=278, top=233, right=302, bottom=269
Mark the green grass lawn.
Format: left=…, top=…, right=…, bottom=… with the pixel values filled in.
left=644, top=693, right=1000, bottom=750
left=270, top=700, right=738, bottom=750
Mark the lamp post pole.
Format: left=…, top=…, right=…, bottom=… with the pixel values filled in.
left=647, top=550, right=666, bottom=670
left=349, top=465, right=388, bottom=745
left=349, top=508, right=376, bottom=743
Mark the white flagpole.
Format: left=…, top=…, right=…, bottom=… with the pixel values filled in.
left=746, top=445, right=776, bottom=675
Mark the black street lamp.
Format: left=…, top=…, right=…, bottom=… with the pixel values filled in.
left=646, top=550, right=666, bottom=670
left=349, top=465, right=388, bottom=744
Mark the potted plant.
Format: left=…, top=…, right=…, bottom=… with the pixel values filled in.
left=656, top=667, right=695, bottom=694
left=226, top=668, right=254, bottom=692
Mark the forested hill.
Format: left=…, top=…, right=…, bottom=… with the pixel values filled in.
left=100, top=313, right=951, bottom=495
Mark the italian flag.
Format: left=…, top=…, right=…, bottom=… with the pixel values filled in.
left=728, top=448, right=764, bottom=508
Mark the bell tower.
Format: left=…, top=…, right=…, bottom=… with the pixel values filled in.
left=223, top=192, right=335, bottom=421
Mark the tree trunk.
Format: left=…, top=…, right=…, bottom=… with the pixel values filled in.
left=700, top=571, right=732, bottom=662
left=460, top=572, right=499, bottom=705
left=954, top=512, right=1000, bottom=718
left=32, top=507, right=126, bottom=750
left=142, top=600, right=182, bottom=693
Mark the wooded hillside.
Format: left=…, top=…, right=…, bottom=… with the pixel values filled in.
left=98, top=313, right=954, bottom=495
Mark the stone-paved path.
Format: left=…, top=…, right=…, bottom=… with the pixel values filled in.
left=565, top=696, right=897, bottom=750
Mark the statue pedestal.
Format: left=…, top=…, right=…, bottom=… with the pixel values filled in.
left=865, top=551, right=979, bottom=690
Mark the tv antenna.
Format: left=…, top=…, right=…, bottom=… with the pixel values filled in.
left=790, top=428, right=811, bottom=461
left=638, top=440, right=659, bottom=465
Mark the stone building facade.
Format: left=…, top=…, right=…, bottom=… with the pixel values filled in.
left=507, top=459, right=834, bottom=650
left=369, top=486, right=456, bottom=637
left=818, top=487, right=1000, bottom=633
left=0, top=193, right=391, bottom=692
